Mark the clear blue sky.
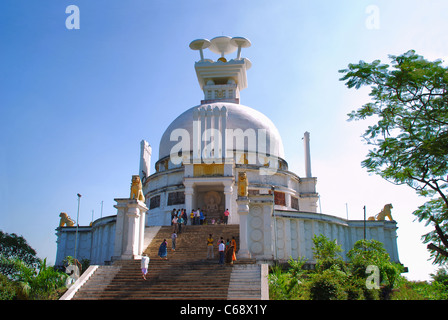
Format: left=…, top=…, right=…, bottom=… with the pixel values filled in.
left=1, top=0, right=447, bottom=281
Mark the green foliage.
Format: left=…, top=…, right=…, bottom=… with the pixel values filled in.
left=0, top=274, right=18, bottom=300
left=346, top=238, right=403, bottom=288
left=268, top=235, right=410, bottom=300
left=430, top=266, right=448, bottom=284
left=0, top=230, right=41, bottom=276
left=0, top=231, right=69, bottom=300
left=390, top=270, right=448, bottom=301
left=412, top=198, right=448, bottom=264
left=312, top=234, right=345, bottom=272
left=268, top=257, right=308, bottom=300
left=340, top=51, right=448, bottom=265
left=312, top=234, right=343, bottom=261
left=9, top=257, right=68, bottom=300
left=422, top=267, right=448, bottom=299
left=307, top=265, right=348, bottom=300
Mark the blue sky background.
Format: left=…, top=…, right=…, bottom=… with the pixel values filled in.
left=1, top=0, right=448, bottom=281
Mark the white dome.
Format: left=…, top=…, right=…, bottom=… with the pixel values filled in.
left=159, top=102, right=285, bottom=161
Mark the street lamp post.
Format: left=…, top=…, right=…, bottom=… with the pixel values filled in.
left=363, top=205, right=366, bottom=241
left=74, top=193, right=81, bottom=261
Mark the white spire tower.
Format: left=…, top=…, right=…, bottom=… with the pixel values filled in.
left=189, top=36, right=252, bottom=105
left=304, top=131, right=312, bottom=178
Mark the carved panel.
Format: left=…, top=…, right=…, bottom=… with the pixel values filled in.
left=149, top=195, right=160, bottom=209
left=167, top=191, right=185, bottom=206
left=274, top=191, right=286, bottom=206
left=193, top=164, right=224, bottom=176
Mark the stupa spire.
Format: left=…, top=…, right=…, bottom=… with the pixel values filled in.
left=189, top=36, right=252, bottom=104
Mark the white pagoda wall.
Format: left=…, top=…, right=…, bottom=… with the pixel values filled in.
left=245, top=197, right=400, bottom=263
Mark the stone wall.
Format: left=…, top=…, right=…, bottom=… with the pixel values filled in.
left=55, top=215, right=116, bottom=266
left=245, top=196, right=400, bottom=263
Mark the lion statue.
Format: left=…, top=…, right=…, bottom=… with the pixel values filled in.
left=59, top=212, right=75, bottom=227
left=130, top=175, right=145, bottom=202
left=237, top=172, right=249, bottom=198
left=368, top=204, right=394, bottom=221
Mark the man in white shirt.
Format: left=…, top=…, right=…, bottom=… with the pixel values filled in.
left=194, top=209, right=200, bottom=225
left=172, top=215, right=178, bottom=232
left=141, top=254, right=150, bottom=280
left=218, top=240, right=226, bottom=265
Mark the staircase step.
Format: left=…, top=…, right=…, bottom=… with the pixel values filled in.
left=71, top=224, right=265, bottom=300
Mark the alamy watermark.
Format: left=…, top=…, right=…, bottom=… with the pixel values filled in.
left=170, top=123, right=280, bottom=175
left=365, top=5, right=380, bottom=30
left=365, top=264, right=380, bottom=289
left=65, top=5, right=80, bottom=30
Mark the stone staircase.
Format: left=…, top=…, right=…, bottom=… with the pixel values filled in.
left=227, top=264, right=267, bottom=300
left=71, top=224, right=265, bottom=300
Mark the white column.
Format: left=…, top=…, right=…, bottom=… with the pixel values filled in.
left=298, top=219, right=305, bottom=258
left=139, top=208, right=146, bottom=255
left=113, top=200, right=126, bottom=258
left=284, top=219, right=291, bottom=260
left=303, top=132, right=312, bottom=178
left=224, top=182, right=234, bottom=224
left=139, top=140, right=152, bottom=180
left=184, top=180, right=194, bottom=223
left=391, top=225, right=400, bottom=263
left=123, top=205, right=140, bottom=258
left=114, top=199, right=148, bottom=260
left=236, top=198, right=251, bottom=259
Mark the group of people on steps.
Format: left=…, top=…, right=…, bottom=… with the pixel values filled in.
left=140, top=214, right=237, bottom=280
left=170, top=207, right=231, bottom=227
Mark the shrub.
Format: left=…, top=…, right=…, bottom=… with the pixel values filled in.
left=308, top=267, right=347, bottom=300
left=0, top=274, right=17, bottom=300
left=347, top=239, right=403, bottom=290
left=268, top=257, right=309, bottom=300
left=312, top=234, right=346, bottom=273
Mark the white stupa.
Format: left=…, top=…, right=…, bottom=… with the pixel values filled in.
left=55, top=36, right=400, bottom=266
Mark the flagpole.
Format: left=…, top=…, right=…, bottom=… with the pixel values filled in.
left=74, top=193, right=81, bottom=261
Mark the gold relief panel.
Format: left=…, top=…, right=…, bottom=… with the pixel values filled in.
left=193, top=163, right=224, bottom=177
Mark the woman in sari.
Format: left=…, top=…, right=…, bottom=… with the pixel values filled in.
left=225, top=238, right=233, bottom=264
left=158, top=239, right=168, bottom=260
left=231, top=236, right=237, bottom=262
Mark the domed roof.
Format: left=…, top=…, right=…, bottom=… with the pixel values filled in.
left=159, top=102, right=285, bottom=162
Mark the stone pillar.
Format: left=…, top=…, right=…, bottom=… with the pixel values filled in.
left=223, top=182, right=234, bottom=224
left=303, top=131, right=312, bottom=178
left=236, top=197, right=251, bottom=259
left=184, top=180, right=194, bottom=221
left=139, top=207, right=146, bottom=255
left=139, top=140, right=152, bottom=181
left=123, top=205, right=140, bottom=258
left=113, top=202, right=126, bottom=259
left=113, top=198, right=148, bottom=260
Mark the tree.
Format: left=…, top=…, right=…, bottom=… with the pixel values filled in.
left=0, top=231, right=68, bottom=299
left=312, top=234, right=344, bottom=272
left=339, top=50, right=448, bottom=264
left=347, top=239, right=403, bottom=290
left=6, top=257, right=67, bottom=300
left=0, top=231, right=41, bottom=277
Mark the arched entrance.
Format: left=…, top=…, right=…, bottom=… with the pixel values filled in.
left=184, top=176, right=235, bottom=224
